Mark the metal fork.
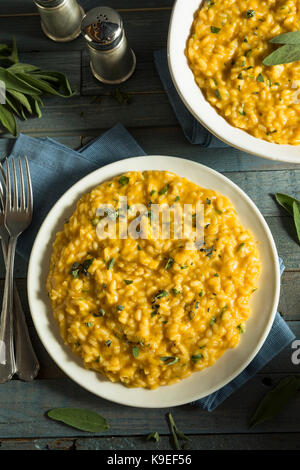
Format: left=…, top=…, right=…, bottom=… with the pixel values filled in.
left=0, top=156, right=34, bottom=383
left=0, top=163, right=39, bottom=382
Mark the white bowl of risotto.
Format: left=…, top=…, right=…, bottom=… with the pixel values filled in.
left=168, top=0, right=300, bottom=163
left=28, top=156, right=280, bottom=408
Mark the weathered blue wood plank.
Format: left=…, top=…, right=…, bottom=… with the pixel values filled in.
left=1, top=0, right=174, bottom=16
left=0, top=10, right=170, bottom=53
left=1, top=432, right=300, bottom=450
left=0, top=373, right=300, bottom=438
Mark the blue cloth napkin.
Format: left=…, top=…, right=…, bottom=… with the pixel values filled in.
left=9, top=124, right=295, bottom=410
left=154, top=49, right=227, bottom=147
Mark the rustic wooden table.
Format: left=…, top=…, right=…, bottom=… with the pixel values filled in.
left=0, top=0, right=299, bottom=451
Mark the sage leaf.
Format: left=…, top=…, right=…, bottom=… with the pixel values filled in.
left=249, top=376, right=300, bottom=428
left=263, top=43, right=300, bottom=66
left=47, top=408, right=109, bottom=433
left=275, top=193, right=300, bottom=244
left=167, top=413, right=189, bottom=451
left=147, top=431, right=160, bottom=443
left=0, top=67, right=41, bottom=95
left=270, top=31, right=300, bottom=44
left=293, top=201, right=300, bottom=244
left=8, top=63, right=40, bottom=74
left=0, top=105, right=17, bottom=135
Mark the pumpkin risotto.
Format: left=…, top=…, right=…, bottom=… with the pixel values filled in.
left=46, top=171, right=260, bottom=389
left=186, top=0, right=300, bottom=145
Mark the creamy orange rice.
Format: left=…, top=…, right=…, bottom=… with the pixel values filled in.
left=186, top=0, right=300, bottom=145
left=46, top=171, right=260, bottom=389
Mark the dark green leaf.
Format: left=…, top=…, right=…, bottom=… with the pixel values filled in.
left=263, top=44, right=300, bottom=66
left=275, top=192, right=299, bottom=216
left=158, top=184, right=170, bottom=195
left=7, top=89, right=33, bottom=115
left=246, top=9, right=255, bottom=18
left=47, top=408, right=109, bottom=433
left=107, top=258, right=115, bottom=270
left=118, top=175, right=129, bottom=186
left=167, top=413, right=189, bottom=451
left=191, top=354, right=203, bottom=363
left=165, top=257, right=174, bottom=270
left=147, top=431, right=160, bottom=443
left=270, top=31, right=300, bottom=44
left=293, top=201, right=300, bottom=245
left=132, top=346, right=139, bottom=357
left=249, top=376, right=300, bottom=428
left=160, top=356, right=179, bottom=365
left=257, top=73, right=264, bottom=82
left=0, top=67, right=41, bottom=95
left=211, top=26, right=221, bottom=33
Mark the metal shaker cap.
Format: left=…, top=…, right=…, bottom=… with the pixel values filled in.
left=34, top=0, right=64, bottom=7
left=81, top=7, right=123, bottom=50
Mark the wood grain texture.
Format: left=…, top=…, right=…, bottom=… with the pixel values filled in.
left=0, top=433, right=299, bottom=450
left=0, top=0, right=174, bottom=16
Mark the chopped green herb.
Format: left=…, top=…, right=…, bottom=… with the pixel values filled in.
left=195, top=301, right=200, bottom=309
left=180, top=265, right=188, bottom=270
left=84, top=322, right=93, bottom=327
left=160, top=356, right=179, bottom=365
left=199, top=290, right=204, bottom=297
left=237, top=73, right=244, bottom=80
left=95, top=355, right=101, bottom=363
left=158, top=184, right=170, bottom=196
left=172, top=288, right=181, bottom=295
left=107, top=258, right=115, bottom=270
left=174, top=195, right=180, bottom=202
left=215, top=89, right=222, bottom=99
left=118, top=175, right=129, bottom=186
left=70, top=259, right=94, bottom=278
left=150, top=189, right=156, bottom=196
left=209, top=316, right=216, bottom=326
left=191, top=354, right=203, bottom=363
left=137, top=244, right=142, bottom=251
left=132, top=346, right=139, bottom=357
left=153, top=289, right=169, bottom=302
left=165, top=257, right=174, bottom=270
left=93, top=308, right=106, bottom=317
left=257, top=73, right=264, bottom=82
left=246, top=9, right=256, bottom=18
left=105, top=340, right=112, bottom=347
left=116, top=305, right=125, bottom=311
left=237, top=324, right=245, bottom=333
left=124, top=279, right=133, bottom=285
left=211, top=26, right=221, bottom=34
left=237, top=242, right=245, bottom=251
left=245, top=49, right=252, bottom=57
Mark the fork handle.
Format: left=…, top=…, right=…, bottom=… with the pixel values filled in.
left=0, top=237, right=39, bottom=381
left=0, top=236, right=17, bottom=383
left=14, top=283, right=39, bottom=380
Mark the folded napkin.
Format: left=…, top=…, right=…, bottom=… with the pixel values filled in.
left=9, top=124, right=295, bottom=410
left=154, top=49, right=227, bottom=147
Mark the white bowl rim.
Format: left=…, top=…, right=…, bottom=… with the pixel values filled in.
left=168, top=0, right=300, bottom=164
left=27, top=155, right=280, bottom=408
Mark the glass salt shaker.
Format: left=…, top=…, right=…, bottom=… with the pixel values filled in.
left=34, top=0, right=85, bottom=42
